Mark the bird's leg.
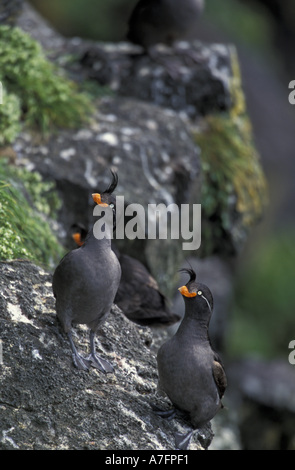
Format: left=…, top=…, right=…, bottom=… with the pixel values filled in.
left=67, top=331, right=91, bottom=371
left=87, top=330, right=114, bottom=374
left=174, top=430, right=193, bottom=450
left=151, top=403, right=177, bottom=420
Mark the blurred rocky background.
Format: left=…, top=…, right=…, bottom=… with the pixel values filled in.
left=0, top=0, right=294, bottom=450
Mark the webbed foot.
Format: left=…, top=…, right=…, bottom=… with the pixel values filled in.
left=72, top=352, right=92, bottom=371
left=87, top=353, right=114, bottom=374
left=68, top=331, right=91, bottom=371
left=174, top=430, right=193, bottom=450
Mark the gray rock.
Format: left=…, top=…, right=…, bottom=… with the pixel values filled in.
left=14, top=96, right=201, bottom=297
left=228, top=358, right=295, bottom=412
left=0, top=0, right=23, bottom=25
left=14, top=2, right=266, bottom=262
left=16, top=1, right=65, bottom=53
left=0, top=259, right=214, bottom=450
left=228, top=358, right=295, bottom=450
left=77, top=40, right=233, bottom=119
left=210, top=411, right=241, bottom=450
left=17, top=4, right=233, bottom=119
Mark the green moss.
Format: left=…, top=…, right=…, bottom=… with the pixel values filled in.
left=0, top=25, right=94, bottom=143
left=197, top=113, right=267, bottom=220
left=0, top=87, right=21, bottom=145
left=194, top=49, right=268, bottom=253
left=0, top=159, right=64, bottom=266
left=81, top=80, right=115, bottom=100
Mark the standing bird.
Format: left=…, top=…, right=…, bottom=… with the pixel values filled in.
left=156, top=268, right=227, bottom=449
left=71, top=227, right=180, bottom=327
left=52, top=171, right=121, bottom=373
left=127, top=0, right=204, bottom=50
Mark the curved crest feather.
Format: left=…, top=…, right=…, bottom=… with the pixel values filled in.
left=104, top=170, right=118, bottom=195
left=179, top=267, right=197, bottom=283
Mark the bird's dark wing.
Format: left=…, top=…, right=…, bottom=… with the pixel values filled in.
left=52, top=251, right=72, bottom=298
left=115, top=254, right=180, bottom=326
left=128, top=0, right=154, bottom=24
left=127, top=0, right=161, bottom=43
left=212, top=352, right=227, bottom=399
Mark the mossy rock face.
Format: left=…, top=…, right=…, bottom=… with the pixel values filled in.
left=0, top=159, right=63, bottom=267
left=0, top=90, right=21, bottom=146
left=0, top=25, right=93, bottom=145
left=195, top=113, right=267, bottom=255
left=194, top=49, right=268, bottom=255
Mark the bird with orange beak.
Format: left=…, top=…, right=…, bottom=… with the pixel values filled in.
left=52, top=171, right=121, bottom=372
left=71, top=224, right=181, bottom=328
left=156, top=268, right=227, bottom=449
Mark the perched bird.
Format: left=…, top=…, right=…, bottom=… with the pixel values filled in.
left=52, top=171, right=121, bottom=373
left=127, top=0, right=204, bottom=50
left=71, top=227, right=180, bottom=327
left=113, top=247, right=181, bottom=327
left=156, top=268, right=227, bottom=449
left=71, top=223, right=88, bottom=248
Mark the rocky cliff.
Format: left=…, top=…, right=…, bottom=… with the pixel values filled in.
left=0, top=2, right=267, bottom=450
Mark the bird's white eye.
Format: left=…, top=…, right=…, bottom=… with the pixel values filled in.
left=198, top=291, right=202, bottom=296
left=109, top=203, right=115, bottom=209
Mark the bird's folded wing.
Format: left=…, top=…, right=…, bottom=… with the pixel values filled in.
left=212, top=357, right=227, bottom=399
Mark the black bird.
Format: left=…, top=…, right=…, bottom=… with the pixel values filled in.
left=127, top=0, right=204, bottom=50
left=113, top=247, right=181, bottom=327
left=52, top=171, right=121, bottom=373
left=156, top=268, right=227, bottom=449
left=71, top=223, right=88, bottom=248
left=71, top=228, right=180, bottom=327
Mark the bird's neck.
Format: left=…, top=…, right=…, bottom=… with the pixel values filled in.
left=176, top=314, right=210, bottom=343
left=83, top=229, right=112, bottom=253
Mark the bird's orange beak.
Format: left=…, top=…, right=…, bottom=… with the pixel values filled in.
left=92, top=193, right=109, bottom=207
left=178, top=285, right=197, bottom=298
left=72, top=233, right=84, bottom=247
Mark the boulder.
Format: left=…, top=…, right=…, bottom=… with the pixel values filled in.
left=0, top=259, right=214, bottom=450
left=227, top=358, right=295, bottom=450
left=14, top=96, right=201, bottom=296
left=0, top=0, right=24, bottom=25
left=76, top=40, right=233, bottom=119
left=16, top=4, right=233, bottom=119
left=13, top=3, right=267, bottom=264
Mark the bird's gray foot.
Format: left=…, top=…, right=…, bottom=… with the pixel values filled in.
left=72, top=352, right=92, bottom=371
left=88, top=330, right=114, bottom=373
left=87, top=353, right=114, bottom=374
left=152, top=404, right=177, bottom=420
left=68, top=331, right=91, bottom=371
left=174, top=430, right=193, bottom=450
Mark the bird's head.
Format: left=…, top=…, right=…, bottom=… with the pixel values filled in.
left=71, top=223, right=88, bottom=247
left=92, top=169, right=118, bottom=211
left=178, top=268, right=213, bottom=313
left=92, top=170, right=119, bottom=236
